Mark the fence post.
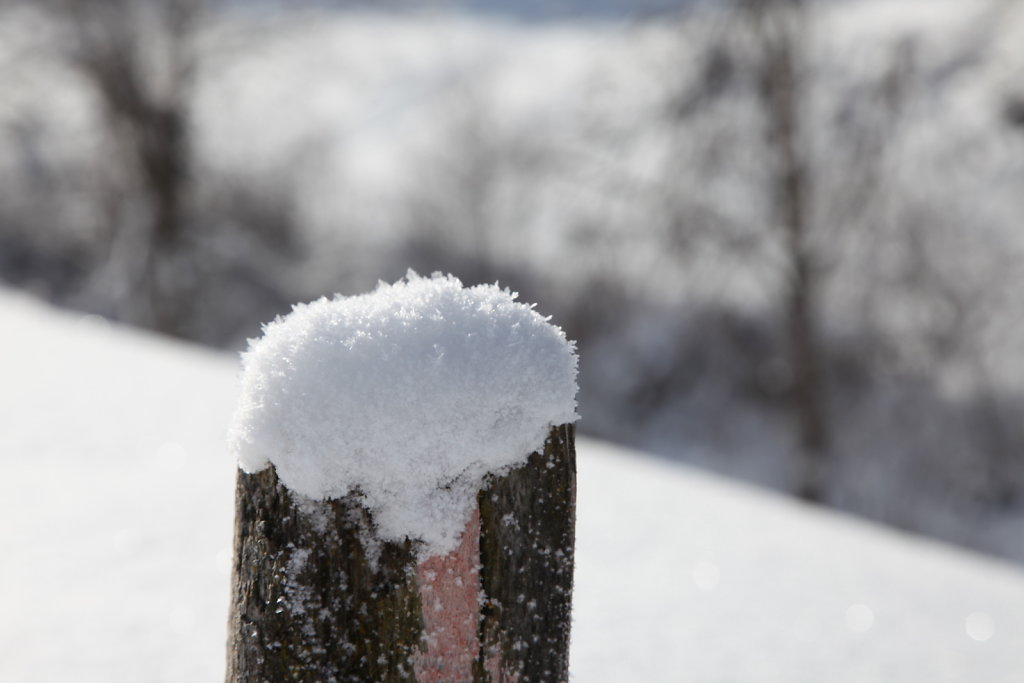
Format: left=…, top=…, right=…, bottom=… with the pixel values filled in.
left=225, top=273, right=578, bottom=683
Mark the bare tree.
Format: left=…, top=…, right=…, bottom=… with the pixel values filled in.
left=44, top=0, right=204, bottom=336
left=743, top=0, right=829, bottom=501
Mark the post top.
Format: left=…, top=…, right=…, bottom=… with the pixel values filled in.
left=228, top=271, right=578, bottom=556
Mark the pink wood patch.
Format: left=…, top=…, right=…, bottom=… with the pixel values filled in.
left=413, top=507, right=483, bottom=683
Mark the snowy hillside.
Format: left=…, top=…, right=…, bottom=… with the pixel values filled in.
left=2, top=288, right=1022, bottom=682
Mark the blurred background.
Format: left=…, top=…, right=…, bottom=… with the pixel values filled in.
left=1, top=0, right=1022, bottom=562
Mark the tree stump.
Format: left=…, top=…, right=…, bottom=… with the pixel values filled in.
left=226, top=423, right=576, bottom=683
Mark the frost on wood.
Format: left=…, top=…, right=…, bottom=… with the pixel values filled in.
left=227, top=466, right=425, bottom=683
left=228, top=270, right=579, bottom=557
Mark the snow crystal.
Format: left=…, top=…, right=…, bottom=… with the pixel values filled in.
left=228, top=271, right=578, bottom=557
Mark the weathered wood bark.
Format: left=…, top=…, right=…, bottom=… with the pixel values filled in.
left=227, top=424, right=576, bottom=683
left=476, top=423, right=575, bottom=683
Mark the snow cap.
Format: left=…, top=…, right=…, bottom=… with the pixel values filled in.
left=228, top=271, right=578, bottom=556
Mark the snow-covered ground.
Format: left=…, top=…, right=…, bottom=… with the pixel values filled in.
left=2, top=288, right=1023, bottom=681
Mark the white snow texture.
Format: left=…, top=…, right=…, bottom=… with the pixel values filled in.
left=229, top=271, right=579, bottom=556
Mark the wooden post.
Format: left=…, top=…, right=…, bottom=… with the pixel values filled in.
left=227, top=423, right=576, bottom=683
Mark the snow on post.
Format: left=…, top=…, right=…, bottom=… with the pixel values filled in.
left=226, top=272, right=578, bottom=683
